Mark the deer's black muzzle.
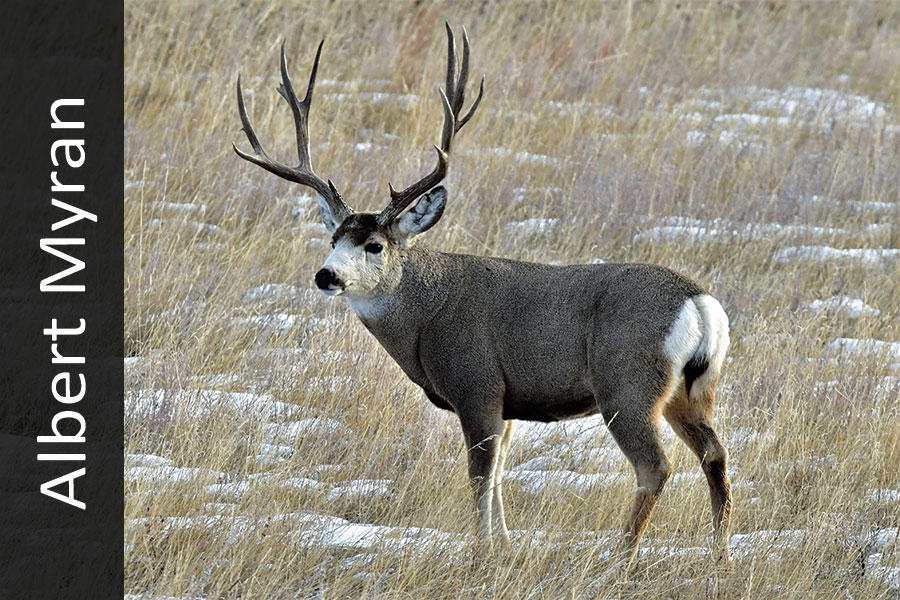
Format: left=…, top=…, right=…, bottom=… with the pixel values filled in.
left=315, top=268, right=340, bottom=291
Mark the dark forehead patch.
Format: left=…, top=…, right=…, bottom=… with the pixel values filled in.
left=333, top=213, right=386, bottom=246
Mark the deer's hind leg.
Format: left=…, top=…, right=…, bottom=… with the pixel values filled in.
left=663, top=383, right=732, bottom=564
left=597, top=377, right=675, bottom=572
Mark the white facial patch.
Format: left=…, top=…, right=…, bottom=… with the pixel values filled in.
left=319, top=236, right=387, bottom=297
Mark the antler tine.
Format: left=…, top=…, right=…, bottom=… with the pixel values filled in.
left=277, top=40, right=321, bottom=171
left=457, top=76, right=484, bottom=132
left=444, top=22, right=457, bottom=114
left=454, top=28, right=484, bottom=132
left=451, top=27, right=469, bottom=116
left=235, top=75, right=269, bottom=159
left=377, top=23, right=484, bottom=226
left=234, top=41, right=351, bottom=219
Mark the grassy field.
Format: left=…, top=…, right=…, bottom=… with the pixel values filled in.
left=124, top=1, right=900, bottom=598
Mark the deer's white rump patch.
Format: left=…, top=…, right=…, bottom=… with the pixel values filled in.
left=663, top=295, right=730, bottom=385
left=693, top=294, right=730, bottom=376
left=664, top=299, right=703, bottom=369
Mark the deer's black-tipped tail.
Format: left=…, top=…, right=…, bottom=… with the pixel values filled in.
left=683, top=355, right=709, bottom=398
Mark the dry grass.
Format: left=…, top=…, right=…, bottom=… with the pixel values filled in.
left=125, top=1, right=900, bottom=598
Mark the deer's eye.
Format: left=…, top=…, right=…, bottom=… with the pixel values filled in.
left=365, top=242, right=383, bottom=254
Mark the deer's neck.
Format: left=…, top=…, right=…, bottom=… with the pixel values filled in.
left=345, top=245, right=453, bottom=383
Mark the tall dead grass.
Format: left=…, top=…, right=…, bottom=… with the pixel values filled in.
left=125, top=1, right=899, bottom=598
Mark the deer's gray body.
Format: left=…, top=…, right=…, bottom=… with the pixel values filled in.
left=355, top=245, right=703, bottom=424
left=234, top=23, right=733, bottom=572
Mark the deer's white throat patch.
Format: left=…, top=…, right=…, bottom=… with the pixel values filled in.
left=346, top=295, right=389, bottom=320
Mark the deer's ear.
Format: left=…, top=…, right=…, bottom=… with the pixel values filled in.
left=318, top=194, right=345, bottom=234
left=393, top=186, right=446, bottom=239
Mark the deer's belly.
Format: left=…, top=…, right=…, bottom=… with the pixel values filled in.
left=502, top=392, right=599, bottom=422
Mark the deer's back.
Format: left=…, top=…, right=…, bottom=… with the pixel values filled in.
left=421, top=252, right=706, bottom=421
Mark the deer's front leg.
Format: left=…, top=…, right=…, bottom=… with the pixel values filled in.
left=492, top=420, right=515, bottom=547
left=459, top=409, right=505, bottom=544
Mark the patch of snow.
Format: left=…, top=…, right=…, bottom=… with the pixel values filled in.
left=325, top=479, right=393, bottom=502
left=241, top=283, right=305, bottom=305
left=276, top=476, right=325, bottom=493
left=127, top=514, right=257, bottom=546
left=150, top=201, right=206, bottom=216
left=206, top=480, right=252, bottom=501
left=299, top=375, right=355, bottom=394
left=685, top=130, right=708, bottom=147
left=127, top=465, right=221, bottom=485
left=511, top=186, right=564, bottom=204
left=869, top=489, right=900, bottom=505
left=514, top=455, right=564, bottom=471
left=287, top=193, right=317, bottom=220
left=126, top=389, right=299, bottom=421
left=246, top=443, right=295, bottom=469
left=204, top=502, right=238, bottom=514
left=636, top=225, right=712, bottom=243
left=470, top=147, right=560, bottom=166
left=729, top=529, right=806, bottom=559
left=503, top=218, right=559, bottom=236
left=189, top=373, right=242, bottom=389
left=231, top=313, right=301, bottom=329
left=126, top=453, right=173, bottom=468
left=869, top=528, right=900, bottom=550
left=295, top=222, right=330, bottom=238
left=636, top=217, right=843, bottom=245
left=826, top=338, right=900, bottom=364
left=505, top=469, right=627, bottom=495
left=876, top=377, right=900, bottom=400
left=805, top=296, right=881, bottom=319
left=147, top=218, right=227, bottom=237
left=293, top=513, right=466, bottom=553
left=352, top=142, right=389, bottom=152
left=870, top=566, right=900, bottom=591
left=775, top=246, right=900, bottom=268
left=748, top=86, right=886, bottom=121
left=666, top=472, right=705, bottom=490
left=215, top=472, right=326, bottom=496
left=801, top=195, right=898, bottom=215
left=712, top=112, right=793, bottom=129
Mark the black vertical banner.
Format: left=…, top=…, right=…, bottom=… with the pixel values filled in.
left=0, top=1, right=124, bottom=599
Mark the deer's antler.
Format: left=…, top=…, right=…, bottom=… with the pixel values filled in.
left=377, top=23, right=484, bottom=226
left=234, top=40, right=352, bottom=220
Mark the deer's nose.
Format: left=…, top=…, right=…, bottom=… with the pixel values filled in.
left=315, top=268, right=341, bottom=290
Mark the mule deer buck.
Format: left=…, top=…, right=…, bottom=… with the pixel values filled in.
left=234, top=24, right=732, bottom=569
